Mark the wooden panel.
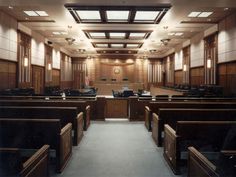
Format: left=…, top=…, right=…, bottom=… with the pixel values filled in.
left=61, top=81, right=73, bottom=89
left=106, top=98, right=128, bottom=118
left=190, top=67, right=204, bottom=86
left=32, top=65, right=45, bottom=94
left=52, top=69, right=60, bottom=86
left=0, top=60, right=17, bottom=89
left=218, top=61, right=236, bottom=96
left=174, top=70, right=183, bottom=85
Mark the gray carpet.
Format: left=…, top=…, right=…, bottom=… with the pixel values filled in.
left=53, top=121, right=183, bottom=177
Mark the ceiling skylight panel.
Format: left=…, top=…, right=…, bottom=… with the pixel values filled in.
left=35, top=11, right=49, bottom=16
left=109, top=32, right=126, bottom=38
left=76, top=10, right=101, bottom=21
left=106, top=11, right=129, bottom=22
left=89, top=32, right=106, bottom=38
left=24, top=11, right=38, bottom=16
left=126, top=44, right=140, bottom=48
left=134, top=11, right=160, bottom=21
left=95, top=44, right=109, bottom=48
left=111, top=44, right=124, bottom=48
left=188, top=12, right=201, bottom=17
left=129, top=32, right=146, bottom=38
left=198, top=12, right=213, bottom=17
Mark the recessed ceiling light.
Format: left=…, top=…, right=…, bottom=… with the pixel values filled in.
left=24, top=11, right=38, bottom=16
left=188, top=12, right=201, bottom=17
left=198, top=12, right=213, bottom=17
left=106, top=11, right=129, bottom=22
left=52, top=32, right=60, bottom=35
left=134, top=11, right=160, bottom=21
left=168, top=32, right=175, bottom=36
left=89, top=32, right=106, bottom=38
left=109, top=32, right=126, bottom=38
left=76, top=10, right=101, bottom=21
left=175, top=32, right=183, bottom=36
left=111, top=44, right=124, bottom=48
left=35, top=11, right=48, bottom=16
left=224, top=7, right=229, bottom=11
left=8, top=6, right=13, bottom=9
left=61, top=32, right=68, bottom=35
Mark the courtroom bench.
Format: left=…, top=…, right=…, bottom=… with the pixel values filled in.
left=0, top=145, right=50, bottom=177
left=145, top=101, right=236, bottom=131
left=151, top=108, right=236, bottom=146
left=0, top=119, right=72, bottom=173
left=163, top=121, right=236, bottom=174
left=188, top=147, right=236, bottom=177
left=0, top=99, right=92, bottom=129
left=0, top=106, right=83, bottom=146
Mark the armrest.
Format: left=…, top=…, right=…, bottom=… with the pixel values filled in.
left=21, top=145, right=50, bottom=177
left=164, top=124, right=176, bottom=137
left=61, top=123, right=72, bottom=136
left=220, top=150, right=236, bottom=156
left=76, top=112, right=84, bottom=144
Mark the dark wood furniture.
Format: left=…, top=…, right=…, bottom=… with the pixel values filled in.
left=145, top=101, right=236, bottom=131
left=0, top=145, right=50, bottom=177
left=0, top=106, right=83, bottom=146
left=0, top=99, right=91, bottom=130
left=188, top=147, right=236, bottom=177
left=0, top=119, right=72, bottom=173
left=152, top=108, right=236, bottom=146
left=164, top=121, right=236, bottom=174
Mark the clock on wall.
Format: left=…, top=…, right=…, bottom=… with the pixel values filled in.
left=114, top=68, right=120, bottom=74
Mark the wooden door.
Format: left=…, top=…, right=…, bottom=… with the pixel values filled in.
left=32, top=65, right=44, bottom=94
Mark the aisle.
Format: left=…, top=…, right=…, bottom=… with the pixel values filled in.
left=53, top=121, right=180, bottom=177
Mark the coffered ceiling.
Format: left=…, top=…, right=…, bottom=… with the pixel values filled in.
left=0, top=0, right=235, bottom=59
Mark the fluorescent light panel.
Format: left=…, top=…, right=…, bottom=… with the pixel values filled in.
left=35, top=11, right=48, bottom=16
left=76, top=10, right=101, bottom=20
left=129, top=32, right=146, bottom=38
left=126, top=44, right=140, bottom=48
left=89, top=32, right=106, bottom=38
left=188, top=12, right=201, bottom=17
left=111, top=44, right=124, bottom=48
left=188, top=11, right=213, bottom=17
left=109, top=32, right=126, bottom=38
left=134, top=11, right=160, bottom=21
left=198, top=12, right=213, bottom=17
left=106, top=11, right=129, bottom=21
left=24, top=11, right=38, bottom=16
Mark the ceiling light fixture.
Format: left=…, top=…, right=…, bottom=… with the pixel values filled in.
left=160, top=38, right=170, bottom=45
left=65, top=37, right=75, bottom=45
left=188, top=11, right=213, bottom=18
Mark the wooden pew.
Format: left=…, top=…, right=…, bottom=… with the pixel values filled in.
left=163, top=121, right=236, bottom=174
left=152, top=108, right=236, bottom=146
left=188, top=147, right=236, bottom=177
left=145, top=101, right=236, bottom=131
left=0, top=100, right=91, bottom=131
left=0, top=145, right=50, bottom=177
left=0, top=119, right=72, bottom=173
left=0, top=106, right=83, bottom=146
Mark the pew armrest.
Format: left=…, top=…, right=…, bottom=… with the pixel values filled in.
left=163, top=124, right=180, bottom=174
left=84, top=105, right=91, bottom=131
left=188, top=147, right=218, bottom=177
left=21, top=145, right=50, bottom=177
left=76, top=112, right=84, bottom=145
left=58, top=123, right=72, bottom=173
left=144, top=106, right=151, bottom=131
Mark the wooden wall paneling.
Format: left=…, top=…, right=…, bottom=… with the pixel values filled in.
left=32, top=65, right=45, bottom=94
left=190, top=67, right=204, bottom=86
left=52, top=69, right=60, bottom=86
left=218, top=61, right=236, bottom=96
left=0, top=60, right=17, bottom=89
left=174, top=70, right=183, bottom=85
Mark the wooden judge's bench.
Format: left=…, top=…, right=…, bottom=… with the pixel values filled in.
left=94, top=82, right=144, bottom=95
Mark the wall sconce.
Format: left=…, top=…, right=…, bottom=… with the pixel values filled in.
left=183, top=64, right=187, bottom=72
left=207, top=58, right=211, bottom=69
left=24, top=56, right=29, bottom=67
left=48, top=63, right=52, bottom=70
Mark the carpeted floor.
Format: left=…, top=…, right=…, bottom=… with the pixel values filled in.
left=52, top=121, right=184, bottom=177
